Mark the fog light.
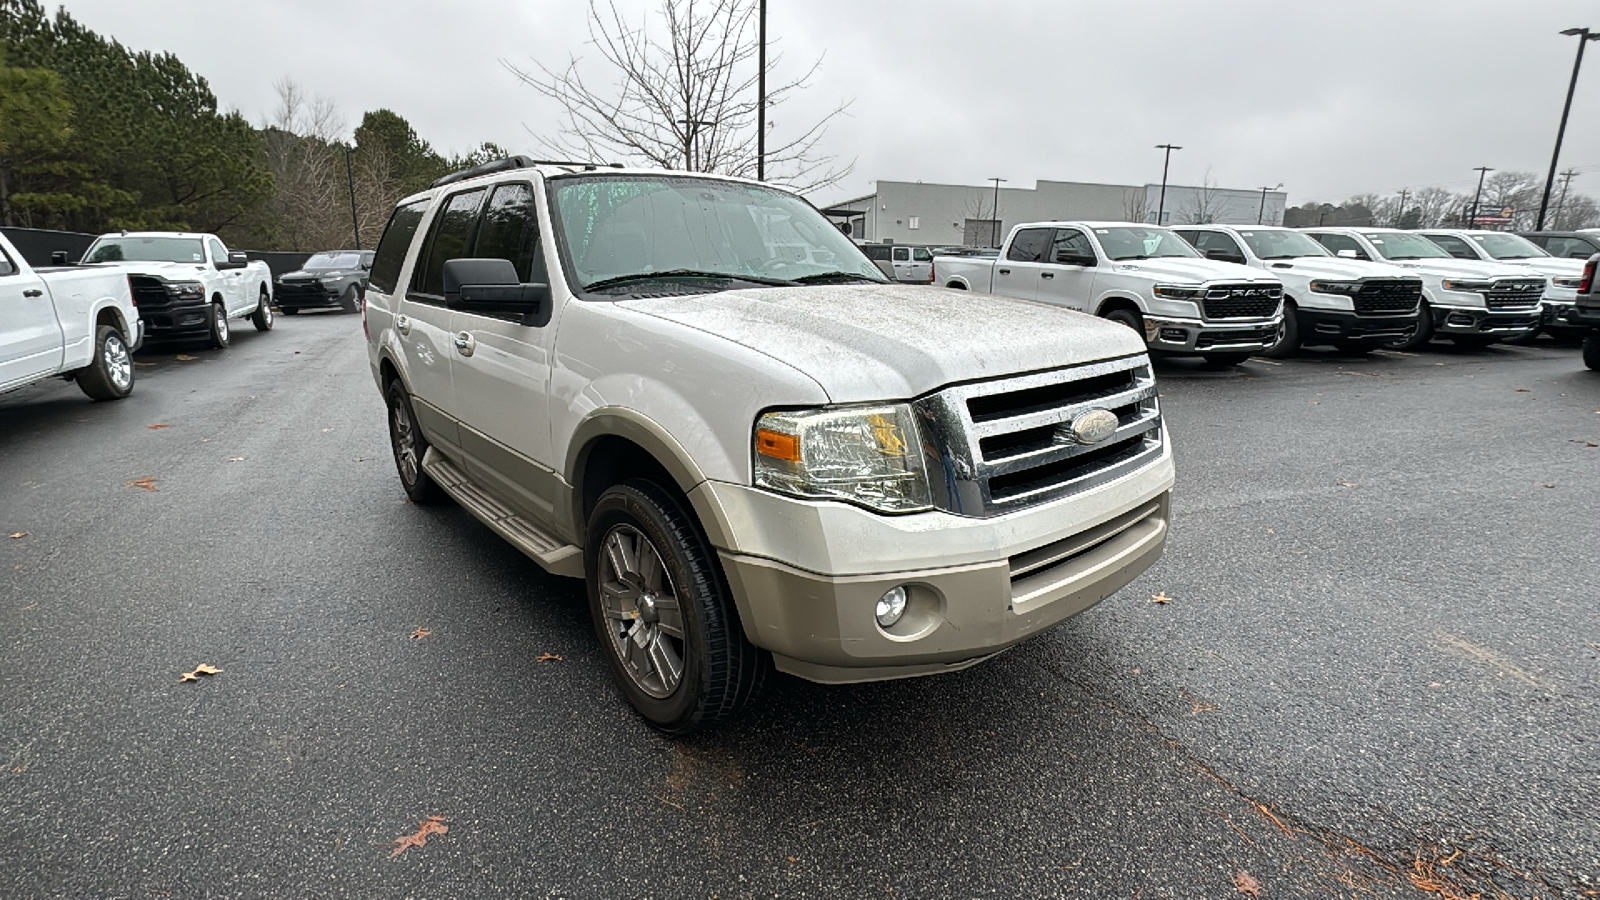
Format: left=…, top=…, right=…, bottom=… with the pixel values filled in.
left=875, top=586, right=908, bottom=628
left=1159, top=327, right=1188, bottom=343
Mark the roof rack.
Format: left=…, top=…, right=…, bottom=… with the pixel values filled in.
left=429, top=156, right=625, bottom=188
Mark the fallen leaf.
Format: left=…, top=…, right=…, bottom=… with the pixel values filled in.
left=147, top=424, right=170, bottom=430
left=174, top=354, right=197, bottom=361
left=227, top=457, right=245, bottom=463
left=178, top=663, right=222, bottom=683
left=1569, top=439, right=1599, bottom=448
left=389, top=815, right=449, bottom=858
left=536, top=652, right=563, bottom=662
left=1190, top=697, right=1219, bottom=716
left=1335, top=481, right=1357, bottom=487
left=1540, top=483, right=1556, bottom=489
left=1234, top=868, right=1262, bottom=897
left=8, top=532, right=27, bottom=539
left=125, top=477, right=159, bottom=492
left=787, top=856, right=797, bottom=864
left=1151, top=591, right=1172, bottom=605
left=1515, top=388, right=1530, bottom=393
left=409, top=627, right=432, bottom=640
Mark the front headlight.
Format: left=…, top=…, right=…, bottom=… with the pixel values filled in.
left=1151, top=284, right=1204, bottom=300
left=1309, top=279, right=1362, bottom=295
left=753, top=404, right=931, bottom=514
left=1441, top=279, right=1494, bottom=292
left=1553, top=276, right=1583, bottom=289
left=164, top=280, right=204, bottom=300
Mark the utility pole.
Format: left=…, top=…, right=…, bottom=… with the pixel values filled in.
left=676, top=118, right=715, bottom=170
left=344, top=147, right=360, bottom=250
left=756, top=0, right=767, bottom=182
left=1470, top=166, right=1494, bottom=227
left=1256, top=183, right=1281, bottom=225
left=1154, top=144, right=1182, bottom=226
left=988, top=177, right=1006, bottom=248
left=1536, top=27, right=1600, bottom=231
left=1553, top=169, right=1578, bottom=229
left=1396, top=188, right=1409, bottom=227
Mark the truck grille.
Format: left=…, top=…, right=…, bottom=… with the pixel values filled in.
left=1201, top=284, right=1282, bottom=320
left=128, top=275, right=174, bottom=311
left=913, top=356, right=1163, bottom=517
left=1353, top=279, right=1422, bottom=315
left=1485, top=279, right=1545, bottom=309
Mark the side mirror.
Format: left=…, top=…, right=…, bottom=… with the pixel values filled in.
left=50, top=250, right=71, bottom=266
left=215, top=251, right=248, bottom=270
left=442, top=258, right=548, bottom=325
left=1571, top=251, right=1591, bottom=260
left=1336, top=249, right=1359, bottom=259
left=1204, top=248, right=1244, bottom=264
left=1054, top=251, right=1096, bottom=267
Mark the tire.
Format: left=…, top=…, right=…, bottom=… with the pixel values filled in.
left=339, top=285, right=361, bottom=314
left=280, top=307, right=300, bottom=315
left=1262, top=302, right=1300, bottom=358
left=947, top=283, right=967, bottom=290
left=207, top=300, right=230, bottom=350
left=1103, top=306, right=1143, bottom=334
left=1202, top=351, right=1254, bottom=367
left=586, top=480, right=767, bottom=734
left=74, top=324, right=135, bottom=401
left=1385, top=304, right=1433, bottom=350
left=250, top=287, right=273, bottom=332
left=1584, top=334, right=1600, bottom=371
left=384, top=379, right=446, bottom=505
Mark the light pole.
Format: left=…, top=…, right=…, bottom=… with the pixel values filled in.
left=675, top=118, right=716, bottom=170
left=756, top=0, right=767, bottom=181
left=988, top=177, right=1006, bottom=248
left=1396, top=188, right=1409, bottom=227
left=1536, top=27, right=1600, bottom=231
left=1154, top=144, right=1181, bottom=225
left=1256, top=183, right=1282, bottom=225
left=344, top=146, right=360, bottom=250
left=1469, top=166, right=1493, bottom=227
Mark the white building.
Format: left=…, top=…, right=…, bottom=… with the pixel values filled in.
left=822, top=179, right=1288, bottom=247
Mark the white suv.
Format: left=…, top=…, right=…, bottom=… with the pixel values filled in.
left=363, top=158, right=1174, bottom=732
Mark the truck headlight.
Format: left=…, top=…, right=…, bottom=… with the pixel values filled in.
left=1151, top=284, right=1204, bottom=300
left=164, top=280, right=205, bottom=300
left=753, top=404, right=932, bottom=514
left=1553, top=276, right=1583, bottom=289
left=1309, top=279, right=1361, bottom=295
left=1441, top=279, right=1494, bottom=292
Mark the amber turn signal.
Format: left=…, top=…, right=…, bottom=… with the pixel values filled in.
left=755, top=428, right=800, bottom=462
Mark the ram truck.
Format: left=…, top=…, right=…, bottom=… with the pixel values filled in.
left=1418, top=229, right=1587, bottom=342
left=80, top=232, right=275, bottom=347
left=364, top=158, right=1174, bottom=733
left=1173, top=225, right=1423, bottom=356
left=937, top=222, right=1285, bottom=366
left=1, top=230, right=140, bottom=400
left=1302, top=228, right=1544, bottom=348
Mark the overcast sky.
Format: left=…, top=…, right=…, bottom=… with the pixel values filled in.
left=48, top=0, right=1600, bottom=207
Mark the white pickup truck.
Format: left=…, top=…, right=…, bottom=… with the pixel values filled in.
left=1302, top=227, right=1545, bottom=349
left=1, top=230, right=140, bottom=400
left=1417, top=229, right=1588, bottom=342
left=364, top=158, right=1174, bottom=733
left=936, top=222, right=1285, bottom=366
left=1172, top=224, right=1424, bottom=356
left=79, top=232, right=275, bottom=348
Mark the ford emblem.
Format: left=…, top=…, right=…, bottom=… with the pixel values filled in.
left=1061, top=408, right=1119, bottom=445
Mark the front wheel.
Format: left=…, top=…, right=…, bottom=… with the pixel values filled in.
left=1385, top=305, right=1433, bottom=350
left=586, top=480, right=766, bottom=734
left=1262, top=305, right=1300, bottom=358
left=75, top=324, right=135, bottom=401
left=384, top=379, right=446, bottom=505
left=1581, top=334, right=1600, bottom=371
left=1102, top=307, right=1143, bottom=335
left=339, top=285, right=361, bottom=314
left=251, top=288, right=273, bottom=331
left=207, top=301, right=230, bottom=349
left=1202, top=351, right=1254, bottom=367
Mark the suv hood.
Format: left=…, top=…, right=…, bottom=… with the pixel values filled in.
left=623, top=283, right=1149, bottom=402
left=1259, top=256, right=1418, bottom=281
left=1379, top=258, right=1533, bottom=280
left=1106, top=257, right=1278, bottom=285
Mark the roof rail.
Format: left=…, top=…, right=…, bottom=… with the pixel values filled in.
left=429, top=156, right=625, bottom=188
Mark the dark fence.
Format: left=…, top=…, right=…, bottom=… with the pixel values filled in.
left=2, top=226, right=312, bottom=279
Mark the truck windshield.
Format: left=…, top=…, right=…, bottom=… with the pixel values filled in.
left=1470, top=233, right=1549, bottom=260
left=548, top=174, right=886, bottom=291
left=1093, top=227, right=1200, bottom=261
left=303, top=252, right=363, bottom=269
left=83, top=237, right=206, bottom=265
left=1361, top=232, right=1451, bottom=260
left=1237, top=230, right=1330, bottom=260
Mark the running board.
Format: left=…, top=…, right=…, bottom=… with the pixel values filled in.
left=422, top=449, right=584, bottom=579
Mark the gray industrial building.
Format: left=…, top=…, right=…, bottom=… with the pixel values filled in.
left=822, top=179, right=1288, bottom=247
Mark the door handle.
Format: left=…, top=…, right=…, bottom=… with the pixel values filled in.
left=453, top=331, right=476, bottom=357
left=395, top=314, right=411, bottom=335
left=23, top=289, right=44, bottom=297
left=1041, top=272, right=1055, bottom=279
left=998, top=268, right=1011, bottom=275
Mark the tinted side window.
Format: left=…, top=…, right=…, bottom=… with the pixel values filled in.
left=1050, top=229, right=1094, bottom=260
left=368, top=199, right=430, bottom=294
left=863, top=245, right=890, bottom=261
left=1007, top=228, right=1052, bottom=262
left=415, top=188, right=488, bottom=297
left=1427, top=234, right=1477, bottom=260
left=473, top=182, right=546, bottom=283
left=1193, top=231, right=1244, bottom=258
left=1547, top=236, right=1597, bottom=259
left=911, top=248, right=932, bottom=262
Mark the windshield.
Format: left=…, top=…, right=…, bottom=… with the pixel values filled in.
left=548, top=174, right=886, bottom=291
left=1093, top=226, right=1200, bottom=261
left=1470, top=233, right=1549, bottom=260
left=303, top=252, right=363, bottom=269
left=83, top=237, right=205, bottom=265
left=1361, top=232, right=1450, bottom=260
left=1237, top=229, right=1330, bottom=260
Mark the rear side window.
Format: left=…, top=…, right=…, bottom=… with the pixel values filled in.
left=862, top=245, right=890, bottom=261
left=415, top=188, right=488, bottom=297
left=368, top=199, right=430, bottom=294
left=473, top=182, right=546, bottom=283
left=892, top=247, right=909, bottom=262
left=1546, top=236, right=1599, bottom=259
left=1007, top=228, right=1052, bottom=262
left=912, top=248, right=932, bottom=262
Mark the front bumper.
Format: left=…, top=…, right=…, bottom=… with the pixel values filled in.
left=692, top=453, right=1174, bottom=683
left=137, top=299, right=212, bottom=338
left=1296, top=307, right=1419, bottom=345
left=1143, top=315, right=1281, bottom=353
left=274, top=282, right=342, bottom=309
left=1429, top=303, right=1540, bottom=335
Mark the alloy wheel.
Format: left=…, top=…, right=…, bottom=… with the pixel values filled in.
left=104, top=333, right=132, bottom=392
left=597, top=524, right=686, bottom=699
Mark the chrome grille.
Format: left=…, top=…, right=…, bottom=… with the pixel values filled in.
left=1201, top=283, right=1282, bottom=319
left=1353, top=279, right=1422, bottom=315
left=1485, top=279, right=1545, bottom=309
left=913, top=356, right=1163, bottom=517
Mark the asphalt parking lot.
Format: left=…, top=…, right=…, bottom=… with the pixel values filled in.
left=2, top=312, right=1597, bottom=899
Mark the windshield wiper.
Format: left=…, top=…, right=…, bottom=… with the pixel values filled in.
left=583, top=269, right=794, bottom=292
left=1111, top=255, right=1150, bottom=261
left=790, top=271, right=884, bottom=285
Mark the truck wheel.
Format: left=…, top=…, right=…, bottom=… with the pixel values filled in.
left=339, top=285, right=362, bottom=313
left=1202, top=351, right=1254, bottom=367
left=1262, top=303, right=1300, bottom=358
left=586, top=480, right=766, bottom=735
left=1583, top=334, right=1600, bottom=371
left=1385, top=304, right=1433, bottom=350
left=207, top=301, right=230, bottom=349
left=1103, top=307, right=1142, bottom=334
left=74, top=324, right=135, bottom=401
left=250, top=287, right=273, bottom=332
left=385, top=379, right=446, bottom=505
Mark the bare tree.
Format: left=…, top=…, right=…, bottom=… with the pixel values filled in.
left=960, top=188, right=1002, bottom=247
left=1480, top=170, right=1542, bottom=230
left=1558, top=193, right=1600, bottom=231
left=1121, top=188, right=1149, bottom=224
left=503, top=0, right=851, bottom=192
left=1181, top=170, right=1229, bottom=224
left=1410, top=186, right=1461, bottom=229
left=259, top=79, right=349, bottom=251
